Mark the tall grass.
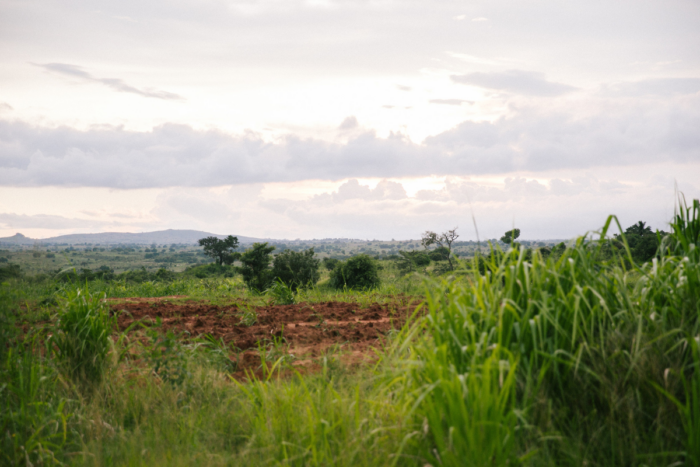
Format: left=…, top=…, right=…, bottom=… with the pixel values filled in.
left=51, top=287, right=116, bottom=386
left=393, top=206, right=700, bottom=465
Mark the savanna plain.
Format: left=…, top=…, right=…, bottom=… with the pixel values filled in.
left=2, top=199, right=700, bottom=466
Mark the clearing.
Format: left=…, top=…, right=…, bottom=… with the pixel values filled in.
left=112, top=297, right=420, bottom=376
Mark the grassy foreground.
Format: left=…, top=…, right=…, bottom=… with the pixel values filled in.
left=2, top=201, right=700, bottom=466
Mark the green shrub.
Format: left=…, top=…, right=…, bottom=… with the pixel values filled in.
left=238, top=242, right=275, bottom=293
left=396, top=250, right=430, bottom=275
left=322, top=257, right=340, bottom=271
left=50, top=287, right=115, bottom=386
left=272, top=248, right=320, bottom=291
left=329, top=254, right=380, bottom=290
left=428, top=246, right=450, bottom=261
left=0, top=263, right=21, bottom=281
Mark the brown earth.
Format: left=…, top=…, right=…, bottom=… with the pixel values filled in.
left=111, top=297, right=421, bottom=378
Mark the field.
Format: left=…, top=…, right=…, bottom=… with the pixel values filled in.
left=1, top=202, right=699, bottom=466
left=0, top=237, right=560, bottom=276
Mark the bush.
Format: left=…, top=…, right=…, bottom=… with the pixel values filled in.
left=0, top=263, right=21, bottom=281
left=322, top=257, right=340, bottom=271
left=396, top=250, right=431, bottom=275
left=428, top=246, right=450, bottom=261
left=329, top=254, right=380, bottom=290
left=50, top=287, right=116, bottom=386
left=238, top=242, right=275, bottom=293
left=272, top=248, right=320, bottom=291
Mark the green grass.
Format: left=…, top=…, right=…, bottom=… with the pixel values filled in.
left=1, top=200, right=699, bottom=466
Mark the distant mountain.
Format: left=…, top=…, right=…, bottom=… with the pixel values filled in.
left=0, top=233, right=35, bottom=245
left=0, top=229, right=266, bottom=246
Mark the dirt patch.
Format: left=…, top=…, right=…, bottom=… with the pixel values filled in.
left=105, top=295, right=188, bottom=303
left=112, top=299, right=420, bottom=377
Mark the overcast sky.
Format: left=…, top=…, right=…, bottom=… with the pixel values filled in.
left=1, top=0, right=699, bottom=240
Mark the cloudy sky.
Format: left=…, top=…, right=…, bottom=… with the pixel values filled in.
left=1, top=0, right=699, bottom=241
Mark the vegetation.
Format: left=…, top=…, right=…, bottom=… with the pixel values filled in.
left=421, top=227, right=459, bottom=270
left=238, top=242, right=275, bottom=293
left=1, top=201, right=698, bottom=465
left=500, top=227, right=521, bottom=244
left=271, top=248, right=320, bottom=291
left=329, top=254, right=381, bottom=290
left=396, top=250, right=430, bottom=275
left=198, top=235, right=240, bottom=265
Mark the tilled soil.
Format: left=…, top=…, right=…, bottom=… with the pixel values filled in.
left=111, top=297, right=420, bottom=377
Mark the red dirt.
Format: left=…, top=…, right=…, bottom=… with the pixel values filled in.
left=111, top=298, right=420, bottom=378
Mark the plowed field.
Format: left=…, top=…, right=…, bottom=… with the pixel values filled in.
left=111, top=297, right=420, bottom=377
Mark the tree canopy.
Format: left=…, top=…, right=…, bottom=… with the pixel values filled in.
left=272, top=248, right=320, bottom=292
left=500, top=229, right=521, bottom=245
left=421, top=227, right=459, bottom=270
left=197, top=235, right=240, bottom=265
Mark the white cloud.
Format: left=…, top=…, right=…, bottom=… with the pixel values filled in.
left=36, top=63, right=185, bottom=101
left=1, top=91, right=698, bottom=188
left=451, top=70, right=578, bottom=96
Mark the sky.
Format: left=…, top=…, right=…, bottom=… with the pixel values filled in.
left=1, top=0, right=699, bottom=241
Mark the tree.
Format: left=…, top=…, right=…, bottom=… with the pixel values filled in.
left=329, top=254, right=380, bottom=290
left=396, top=250, right=430, bottom=275
left=197, top=235, right=240, bottom=266
left=500, top=229, right=521, bottom=246
left=614, top=221, right=664, bottom=263
left=238, top=242, right=275, bottom=292
left=272, top=248, right=321, bottom=292
left=421, top=227, right=459, bottom=270
left=428, top=246, right=450, bottom=262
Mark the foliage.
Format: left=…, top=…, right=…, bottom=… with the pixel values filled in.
left=499, top=227, right=520, bottom=245
left=395, top=206, right=700, bottom=466
left=421, top=227, right=459, bottom=270
left=614, top=221, right=664, bottom=263
left=143, top=326, right=189, bottom=386
left=198, top=235, right=240, bottom=265
left=427, top=246, right=450, bottom=261
left=238, top=242, right=276, bottom=293
left=184, top=263, right=236, bottom=279
left=271, top=248, right=320, bottom=292
left=0, top=263, right=21, bottom=281
left=322, top=257, right=340, bottom=271
left=50, top=287, right=116, bottom=386
left=329, top=254, right=380, bottom=290
left=396, top=250, right=430, bottom=275
left=266, top=278, right=295, bottom=305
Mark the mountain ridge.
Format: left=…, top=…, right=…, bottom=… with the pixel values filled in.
left=0, top=229, right=266, bottom=245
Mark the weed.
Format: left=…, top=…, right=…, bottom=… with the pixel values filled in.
left=50, top=286, right=115, bottom=387
left=237, top=305, right=258, bottom=327
left=266, top=278, right=295, bottom=305
left=142, top=327, right=189, bottom=386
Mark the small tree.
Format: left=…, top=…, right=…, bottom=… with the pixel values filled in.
left=421, top=227, right=459, bottom=270
left=500, top=229, right=520, bottom=246
left=614, top=221, right=664, bottom=263
left=396, top=250, right=430, bottom=275
left=238, top=242, right=275, bottom=292
left=197, top=235, right=240, bottom=265
left=330, top=254, right=380, bottom=290
left=272, top=248, right=321, bottom=292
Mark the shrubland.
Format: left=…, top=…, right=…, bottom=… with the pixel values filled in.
left=0, top=199, right=698, bottom=466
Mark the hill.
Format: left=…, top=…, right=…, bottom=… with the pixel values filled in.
left=0, top=229, right=265, bottom=246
